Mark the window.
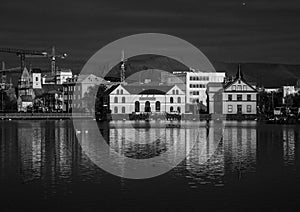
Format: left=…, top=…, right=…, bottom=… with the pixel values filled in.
left=237, top=85, right=242, bottom=91
left=247, top=105, right=251, bottom=112
left=237, top=94, right=242, bottom=101
left=176, top=90, right=179, bottom=95
left=155, top=101, right=161, bottom=112
left=177, top=97, right=181, bottom=103
left=243, top=85, right=247, bottom=91
left=170, top=106, right=174, bottom=112
left=170, top=97, right=174, bottom=103
left=228, top=105, right=233, bottom=113
left=172, top=90, right=175, bottom=95
left=237, top=105, right=242, bottom=113
left=122, top=107, right=125, bottom=113
left=247, top=94, right=251, bottom=101
left=228, top=94, right=232, bottom=101
left=35, top=77, right=38, bottom=81
left=122, top=97, right=125, bottom=103
left=114, top=97, right=118, bottom=103
left=135, top=101, right=140, bottom=112
left=116, top=90, right=119, bottom=94
left=177, top=107, right=181, bottom=113
left=120, top=89, right=123, bottom=94
left=114, top=107, right=118, bottom=113
left=145, top=101, right=151, bottom=112
left=232, top=85, right=236, bottom=91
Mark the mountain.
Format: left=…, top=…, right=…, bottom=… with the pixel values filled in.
left=105, top=55, right=300, bottom=88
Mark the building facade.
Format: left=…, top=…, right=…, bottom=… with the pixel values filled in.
left=109, top=84, right=185, bottom=117
left=222, top=67, right=257, bottom=115
left=207, top=66, right=258, bottom=115
left=186, top=72, right=225, bottom=106
left=63, top=74, right=106, bottom=112
left=32, top=69, right=42, bottom=89
left=161, top=70, right=225, bottom=113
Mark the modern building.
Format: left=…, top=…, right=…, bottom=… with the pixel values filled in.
left=42, top=68, right=73, bottom=85
left=208, top=65, right=258, bottom=115
left=109, top=84, right=186, bottom=119
left=161, top=70, right=226, bottom=113
left=56, top=69, right=72, bottom=84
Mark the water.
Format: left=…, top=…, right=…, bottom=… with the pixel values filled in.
left=0, top=120, right=300, bottom=211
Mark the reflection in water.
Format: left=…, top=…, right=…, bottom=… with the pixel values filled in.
left=0, top=120, right=300, bottom=199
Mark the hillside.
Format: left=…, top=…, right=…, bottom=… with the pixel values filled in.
left=105, top=55, right=300, bottom=88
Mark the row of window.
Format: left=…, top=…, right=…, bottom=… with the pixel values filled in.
left=113, top=97, right=182, bottom=103
left=190, top=91, right=200, bottom=95
left=228, top=94, right=252, bottom=101
left=190, top=76, right=209, bottom=81
left=172, top=89, right=180, bottom=95
left=116, top=89, right=124, bottom=95
left=232, top=85, right=248, bottom=91
left=114, top=105, right=182, bottom=114
left=227, top=105, right=252, bottom=113
left=64, top=86, right=80, bottom=92
left=189, top=84, right=206, bottom=88
left=114, top=97, right=126, bottom=103
left=190, top=98, right=203, bottom=104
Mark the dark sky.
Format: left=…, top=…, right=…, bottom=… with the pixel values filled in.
left=1, top=0, right=300, bottom=71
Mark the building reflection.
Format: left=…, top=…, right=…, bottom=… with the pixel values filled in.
left=0, top=120, right=300, bottom=186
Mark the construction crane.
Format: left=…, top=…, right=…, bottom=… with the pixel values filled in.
left=46, top=46, right=67, bottom=75
left=0, top=47, right=47, bottom=72
left=0, top=46, right=68, bottom=76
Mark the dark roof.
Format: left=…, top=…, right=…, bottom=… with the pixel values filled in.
left=31, top=68, right=42, bottom=73
left=104, top=84, right=120, bottom=95
left=20, top=95, right=33, bottom=102
left=123, top=85, right=173, bottom=94
left=42, top=84, right=63, bottom=93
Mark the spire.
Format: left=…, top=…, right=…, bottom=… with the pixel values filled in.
left=120, top=50, right=126, bottom=83
left=236, top=64, right=243, bottom=80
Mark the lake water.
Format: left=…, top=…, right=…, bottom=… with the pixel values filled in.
left=0, top=120, right=300, bottom=211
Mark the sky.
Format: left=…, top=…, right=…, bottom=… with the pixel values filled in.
left=1, top=0, right=300, bottom=71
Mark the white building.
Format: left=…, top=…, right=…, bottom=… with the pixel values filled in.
left=42, top=69, right=73, bottom=85
left=109, top=84, right=185, bottom=117
left=56, top=69, right=73, bottom=84
left=186, top=72, right=225, bottom=106
left=32, top=70, right=42, bottom=89
left=161, top=71, right=226, bottom=112
left=207, top=66, right=258, bottom=115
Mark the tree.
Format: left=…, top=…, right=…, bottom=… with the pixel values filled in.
left=0, top=88, right=17, bottom=112
left=83, top=84, right=107, bottom=114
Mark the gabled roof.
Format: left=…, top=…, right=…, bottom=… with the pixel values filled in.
left=224, top=64, right=257, bottom=92
left=104, top=84, right=120, bottom=95
left=76, top=74, right=106, bottom=84
left=21, top=67, right=30, bottom=80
